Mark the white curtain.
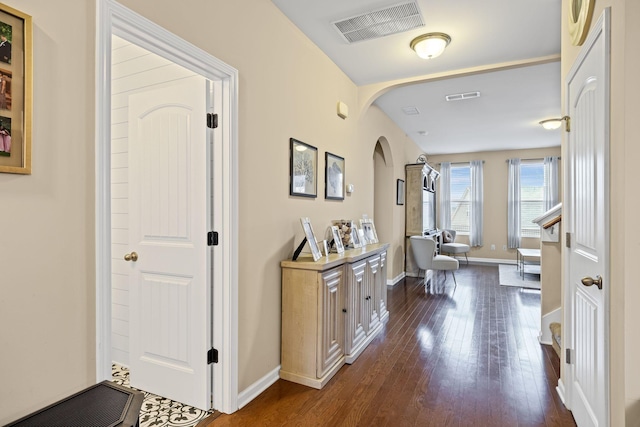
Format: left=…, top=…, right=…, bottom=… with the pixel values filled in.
left=439, top=162, right=451, bottom=230
left=544, top=156, right=559, bottom=210
left=469, top=160, right=483, bottom=247
left=507, top=158, right=521, bottom=249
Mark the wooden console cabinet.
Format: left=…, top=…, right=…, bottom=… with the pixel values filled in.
left=280, top=244, right=389, bottom=389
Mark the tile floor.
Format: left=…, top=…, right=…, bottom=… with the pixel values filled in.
left=112, top=364, right=211, bottom=427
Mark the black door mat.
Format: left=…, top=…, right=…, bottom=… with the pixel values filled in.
left=7, top=381, right=143, bottom=427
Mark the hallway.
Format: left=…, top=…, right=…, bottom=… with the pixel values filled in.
left=204, top=264, right=575, bottom=426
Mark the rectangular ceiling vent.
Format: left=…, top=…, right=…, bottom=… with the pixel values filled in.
left=402, top=106, right=421, bottom=115
left=332, top=1, right=424, bottom=44
left=445, top=91, right=481, bottom=102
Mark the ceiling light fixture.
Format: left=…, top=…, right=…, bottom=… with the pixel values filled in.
left=539, top=116, right=571, bottom=131
left=410, top=32, right=451, bottom=59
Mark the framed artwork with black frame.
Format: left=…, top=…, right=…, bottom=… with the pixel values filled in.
left=396, top=179, right=405, bottom=205
left=325, top=151, right=344, bottom=200
left=290, top=138, right=317, bottom=198
left=0, top=4, right=32, bottom=174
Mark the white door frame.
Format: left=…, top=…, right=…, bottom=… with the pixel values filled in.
left=560, top=8, right=610, bottom=425
left=95, top=0, right=239, bottom=413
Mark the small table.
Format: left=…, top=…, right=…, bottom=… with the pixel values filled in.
left=516, top=248, right=541, bottom=279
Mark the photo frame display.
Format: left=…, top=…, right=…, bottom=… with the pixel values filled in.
left=360, top=218, right=379, bottom=244
left=396, top=179, right=405, bottom=205
left=325, top=152, right=345, bottom=200
left=350, top=223, right=362, bottom=248
left=330, top=225, right=345, bottom=254
left=332, top=219, right=360, bottom=249
left=290, top=138, right=317, bottom=198
left=300, top=217, right=322, bottom=261
left=0, top=4, right=32, bottom=174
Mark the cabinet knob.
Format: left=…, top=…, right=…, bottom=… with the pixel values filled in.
left=342, top=308, right=347, bottom=313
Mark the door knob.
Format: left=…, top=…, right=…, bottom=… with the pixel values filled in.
left=124, top=252, right=138, bottom=262
left=581, top=275, right=602, bottom=290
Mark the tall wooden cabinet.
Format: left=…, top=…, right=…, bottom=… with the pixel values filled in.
left=281, top=244, right=389, bottom=389
left=405, top=163, right=440, bottom=276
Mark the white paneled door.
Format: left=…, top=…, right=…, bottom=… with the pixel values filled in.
left=127, top=76, right=210, bottom=410
left=566, top=10, right=609, bottom=427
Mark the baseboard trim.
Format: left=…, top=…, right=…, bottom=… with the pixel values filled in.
left=465, top=257, right=517, bottom=266
left=387, top=272, right=405, bottom=287
left=400, top=258, right=517, bottom=283
left=539, top=307, right=562, bottom=345
left=238, top=365, right=280, bottom=409
left=556, top=379, right=567, bottom=405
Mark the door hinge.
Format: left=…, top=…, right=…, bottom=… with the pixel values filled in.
left=207, top=348, right=219, bottom=364
left=207, top=113, right=218, bottom=129
left=207, top=231, right=219, bottom=246
left=566, top=232, right=571, bottom=248
left=566, top=348, right=572, bottom=364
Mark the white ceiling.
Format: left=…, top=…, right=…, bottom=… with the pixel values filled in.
left=271, top=0, right=563, bottom=155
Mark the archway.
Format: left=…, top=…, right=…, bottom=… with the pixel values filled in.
left=373, top=137, right=400, bottom=280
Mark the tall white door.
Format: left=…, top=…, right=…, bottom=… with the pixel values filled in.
left=127, top=76, right=211, bottom=410
left=565, top=10, right=609, bottom=427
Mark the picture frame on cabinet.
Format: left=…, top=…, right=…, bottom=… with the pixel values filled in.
left=350, top=223, right=363, bottom=248
left=0, top=4, right=32, bottom=174
left=290, top=138, right=317, bottom=198
left=300, top=217, right=322, bottom=261
left=325, top=151, right=344, bottom=200
left=331, top=225, right=345, bottom=253
left=360, top=218, right=378, bottom=244
left=332, top=219, right=359, bottom=248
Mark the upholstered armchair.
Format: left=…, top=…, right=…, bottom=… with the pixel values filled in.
left=440, top=229, right=470, bottom=265
left=410, top=235, right=459, bottom=290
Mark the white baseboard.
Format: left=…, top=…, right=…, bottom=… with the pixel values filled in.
left=556, top=379, right=567, bottom=405
left=237, top=365, right=280, bottom=409
left=465, top=257, right=517, bottom=266
left=539, top=307, right=562, bottom=345
left=387, top=272, right=405, bottom=286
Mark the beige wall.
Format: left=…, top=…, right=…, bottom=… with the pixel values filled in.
left=560, top=0, right=639, bottom=425
left=118, top=0, right=417, bottom=396
left=541, top=238, right=562, bottom=316
left=428, top=146, right=562, bottom=260
left=0, top=1, right=417, bottom=423
left=2, top=0, right=637, bottom=424
left=0, top=1, right=97, bottom=424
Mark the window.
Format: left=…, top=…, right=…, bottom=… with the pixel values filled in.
left=449, top=164, right=470, bottom=233
left=520, top=162, right=545, bottom=238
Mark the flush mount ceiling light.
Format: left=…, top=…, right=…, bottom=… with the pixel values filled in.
left=539, top=116, right=571, bottom=131
left=410, top=32, right=451, bottom=59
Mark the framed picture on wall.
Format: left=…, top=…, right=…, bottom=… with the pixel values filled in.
left=396, top=179, right=405, bottom=205
left=325, top=152, right=344, bottom=200
left=290, top=138, right=317, bottom=198
left=0, top=4, right=32, bottom=174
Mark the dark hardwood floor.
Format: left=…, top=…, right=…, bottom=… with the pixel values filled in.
left=202, top=264, right=576, bottom=427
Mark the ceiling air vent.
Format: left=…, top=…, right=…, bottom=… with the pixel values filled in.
left=445, top=91, right=481, bottom=102
left=402, top=106, right=421, bottom=115
left=332, top=1, right=424, bottom=44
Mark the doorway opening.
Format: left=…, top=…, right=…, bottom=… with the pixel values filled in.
left=96, top=0, right=239, bottom=414
left=373, top=137, right=394, bottom=248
